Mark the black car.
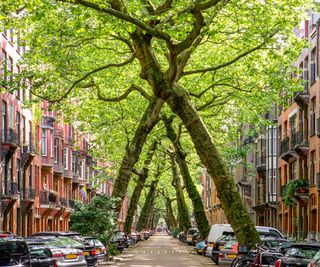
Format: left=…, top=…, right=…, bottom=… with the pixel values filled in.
left=211, top=231, right=235, bottom=264
left=275, top=243, right=320, bottom=267
left=29, top=246, right=56, bottom=267
left=0, top=238, right=31, bottom=266
left=112, top=231, right=127, bottom=251
left=32, top=231, right=98, bottom=267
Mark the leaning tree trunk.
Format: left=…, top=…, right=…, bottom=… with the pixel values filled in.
left=124, top=141, right=159, bottom=234
left=136, top=179, right=158, bottom=231
left=171, top=153, right=191, bottom=232
left=146, top=205, right=154, bottom=229
left=132, top=30, right=260, bottom=247
left=166, top=196, right=177, bottom=229
left=112, top=97, right=163, bottom=212
left=164, top=117, right=210, bottom=238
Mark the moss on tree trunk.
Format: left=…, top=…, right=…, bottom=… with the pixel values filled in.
left=164, top=117, right=210, bottom=238
left=166, top=196, right=177, bottom=229
left=171, top=153, right=191, bottom=232
left=124, top=141, right=158, bottom=234
left=112, top=97, right=163, bottom=213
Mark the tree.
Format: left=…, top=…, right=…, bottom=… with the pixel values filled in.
left=2, top=0, right=313, bottom=246
left=70, top=195, right=117, bottom=244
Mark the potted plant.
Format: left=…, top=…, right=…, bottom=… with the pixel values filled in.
left=294, top=179, right=309, bottom=193
left=48, top=190, right=58, bottom=202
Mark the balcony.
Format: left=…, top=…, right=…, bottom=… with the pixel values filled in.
left=1, top=129, right=20, bottom=159
left=41, top=156, right=54, bottom=169
left=39, top=191, right=57, bottom=208
left=72, top=174, right=80, bottom=184
left=20, top=187, right=35, bottom=215
left=255, top=156, right=266, bottom=174
left=21, top=142, right=36, bottom=167
left=42, top=115, right=55, bottom=130
left=64, top=169, right=73, bottom=180
left=291, top=131, right=309, bottom=157
left=53, top=161, right=64, bottom=175
left=59, top=197, right=67, bottom=208
left=280, top=136, right=297, bottom=162
left=293, top=88, right=309, bottom=109
left=1, top=181, right=19, bottom=215
left=69, top=199, right=75, bottom=209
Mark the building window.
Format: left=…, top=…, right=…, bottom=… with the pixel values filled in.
left=72, top=153, right=77, bottom=174
left=54, top=138, right=58, bottom=163
left=29, top=165, right=32, bottom=188
left=290, top=161, right=297, bottom=180
left=310, top=98, right=316, bottom=136
left=50, top=132, right=53, bottom=158
left=41, top=129, right=47, bottom=156
left=79, top=161, right=83, bottom=178
left=16, top=159, right=21, bottom=191
left=64, top=147, right=68, bottom=170
left=21, top=116, right=26, bottom=144
left=2, top=101, right=7, bottom=139
left=1, top=49, right=7, bottom=81
left=9, top=28, right=13, bottom=43
left=311, top=151, right=316, bottom=185
left=16, top=111, right=20, bottom=143
left=8, top=56, right=13, bottom=83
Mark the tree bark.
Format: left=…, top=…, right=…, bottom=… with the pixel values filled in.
left=171, top=153, right=191, bottom=232
left=136, top=179, right=158, bottom=231
left=166, top=196, right=177, bottom=229
left=165, top=89, right=260, bottom=246
left=164, top=117, right=210, bottom=238
left=112, top=97, right=164, bottom=212
left=132, top=29, right=260, bottom=246
left=123, top=141, right=159, bottom=234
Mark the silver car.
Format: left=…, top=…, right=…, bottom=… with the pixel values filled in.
left=27, top=238, right=87, bottom=267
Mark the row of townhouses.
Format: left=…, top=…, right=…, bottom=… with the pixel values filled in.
left=0, top=28, right=128, bottom=236
left=202, top=14, right=320, bottom=241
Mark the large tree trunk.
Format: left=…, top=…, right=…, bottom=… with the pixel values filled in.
left=165, top=88, right=260, bottom=246
left=136, top=179, right=158, bottom=231
left=123, top=141, right=158, bottom=234
left=171, top=153, right=191, bottom=232
left=132, top=30, right=260, bottom=247
left=164, top=117, right=210, bottom=238
left=166, top=196, right=177, bottom=229
left=112, top=97, right=163, bottom=212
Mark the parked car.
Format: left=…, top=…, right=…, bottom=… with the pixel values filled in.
left=308, top=249, right=320, bottom=267
left=29, top=246, right=56, bottom=267
left=0, top=238, right=31, bottom=267
left=206, top=224, right=285, bottom=258
left=211, top=231, right=235, bottom=263
left=195, top=240, right=207, bottom=256
left=178, top=231, right=186, bottom=243
left=112, top=231, right=127, bottom=251
left=84, top=236, right=108, bottom=262
left=129, top=230, right=140, bottom=243
left=27, top=238, right=87, bottom=267
left=29, top=235, right=98, bottom=266
left=219, top=238, right=288, bottom=267
left=186, top=228, right=199, bottom=245
left=275, top=243, right=320, bottom=267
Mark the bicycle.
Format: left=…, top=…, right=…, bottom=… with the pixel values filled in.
left=231, top=244, right=282, bottom=267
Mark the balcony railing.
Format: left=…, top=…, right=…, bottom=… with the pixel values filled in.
left=64, top=169, right=73, bottom=179
left=39, top=191, right=57, bottom=205
left=59, top=197, right=67, bottom=208
left=280, top=184, right=287, bottom=197
left=53, top=161, right=64, bottom=174
left=280, top=136, right=290, bottom=155
left=42, top=115, right=55, bottom=130
left=22, top=187, right=35, bottom=200
left=69, top=199, right=75, bottom=209
left=1, top=129, right=20, bottom=146
left=2, top=181, right=19, bottom=197
left=22, top=142, right=36, bottom=154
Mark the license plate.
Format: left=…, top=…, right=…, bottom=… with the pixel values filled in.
left=96, top=249, right=100, bottom=253
left=66, top=254, right=77, bottom=259
left=198, top=249, right=202, bottom=252
left=219, top=246, right=224, bottom=249
left=228, top=254, right=237, bottom=259
left=210, top=244, right=214, bottom=247
left=84, top=251, right=89, bottom=256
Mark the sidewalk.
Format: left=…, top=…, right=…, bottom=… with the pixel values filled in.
left=99, top=233, right=216, bottom=266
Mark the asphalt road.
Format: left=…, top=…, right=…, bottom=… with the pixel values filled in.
left=102, top=232, right=215, bottom=267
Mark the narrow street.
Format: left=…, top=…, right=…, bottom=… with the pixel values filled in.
left=101, top=233, right=215, bottom=267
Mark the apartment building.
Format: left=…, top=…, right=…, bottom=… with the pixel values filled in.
left=0, top=28, right=127, bottom=236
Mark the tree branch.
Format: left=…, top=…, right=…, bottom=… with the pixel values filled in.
left=57, top=0, right=171, bottom=42
left=182, top=32, right=277, bottom=76
left=97, top=84, right=150, bottom=102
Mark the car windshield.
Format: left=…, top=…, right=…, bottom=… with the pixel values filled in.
left=30, top=247, right=52, bottom=258
left=85, top=239, right=104, bottom=247
left=312, top=251, right=320, bottom=262
left=285, top=247, right=320, bottom=259
left=42, top=237, right=84, bottom=248
left=224, top=240, right=237, bottom=249
left=188, top=229, right=198, bottom=235
left=263, top=240, right=288, bottom=249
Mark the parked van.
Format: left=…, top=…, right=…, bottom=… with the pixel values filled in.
left=206, top=224, right=285, bottom=259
